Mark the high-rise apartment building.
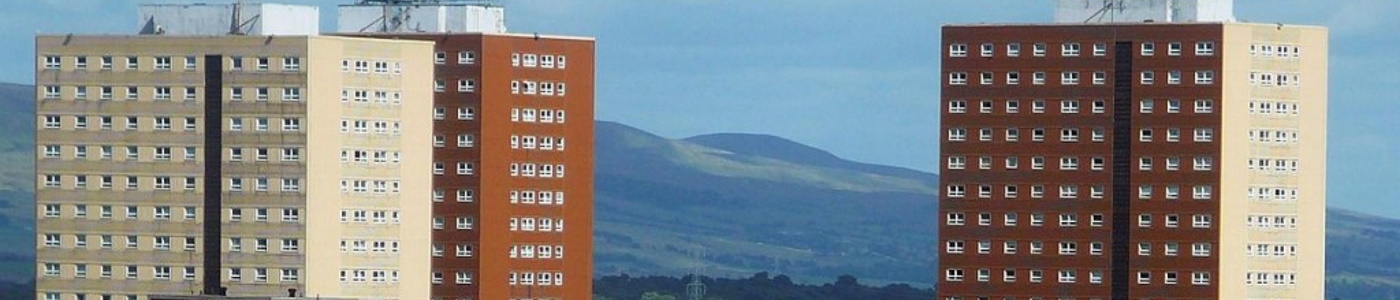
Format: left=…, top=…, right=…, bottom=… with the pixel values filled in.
left=34, top=4, right=435, bottom=300
left=937, top=1, right=1326, bottom=299
left=337, top=2, right=596, bottom=300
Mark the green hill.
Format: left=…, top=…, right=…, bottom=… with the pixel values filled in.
left=595, top=121, right=939, bottom=285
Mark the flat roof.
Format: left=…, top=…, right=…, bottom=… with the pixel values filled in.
left=34, top=34, right=437, bottom=44
left=342, top=31, right=596, bottom=42
left=943, top=21, right=1325, bottom=30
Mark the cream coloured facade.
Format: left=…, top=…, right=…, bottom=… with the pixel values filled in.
left=34, top=35, right=433, bottom=300
left=1218, top=23, right=1327, bottom=300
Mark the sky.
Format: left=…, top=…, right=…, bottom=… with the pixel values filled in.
left=2, top=0, right=1398, bottom=217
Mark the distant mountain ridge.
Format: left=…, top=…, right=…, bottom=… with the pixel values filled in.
left=684, top=133, right=936, bottom=182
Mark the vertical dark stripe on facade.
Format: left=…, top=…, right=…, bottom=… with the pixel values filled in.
left=202, top=55, right=225, bottom=296
left=1110, top=41, right=1134, bottom=300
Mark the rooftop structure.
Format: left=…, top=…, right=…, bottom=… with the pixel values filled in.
left=337, top=1, right=506, bottom=34
left=1054, top=0, right=1235, bottom=23
left=138, top=3, right=319, bottom=36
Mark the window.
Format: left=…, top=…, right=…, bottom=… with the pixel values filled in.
left=1058, top=214, right=1078, bottom=227
left=283, top=57, right=301, bottom=71
left=457, top=79, right=476, bottom=92
left=1092, top=42, right=1107, bottom=56
left=1195, top=71, right=1214, bottom=85
left=153, top=56, right=173, bottom=70
left=1059, top=270, right=1077, bottom=283
left=1033, top=43, right=1047, bottom=56
left=1141, top=42, right=1155, bottom=56
left=1195, top=42, right=1215, bottom=56
left=1163, top=271, right=1179, bottom=285
left=1006, top=43, right=1021, bottom=56
left=1192, top=272, right=1211, bottom=285
left=1167, top=70, right=1182, bottom=84
left=1193, top=214, right=1212, bottom=228
left=947, top=128, right=967, bottom=141
left=282, top=148, right=300, bottom=161
left=1164, top=214, right=1180, bottom=228
left=1140, top=71, right=1155, bottom=85
left=1193, top=157, right=1213, bottom=171
left=282, top=179, right=300, bottom=192
left=1061, top=71, right=1079, bottom=85
left=43, top=55, right=62, bottom=69
left=948, top=44, right=968, bottom=57
left=282, top=118, right=301, bottom=131
left=457, top=162, right=474, bottom=175
left=979, top=43, right=994, bottom=57
left=947, top=100, right=967, bottom=113
left=1059, top=157, right=1079, bottom=170
left=1006, top=72, right=1020, bottom=85
left=947, top=156, right=966, bottom=170
left=458, top=107, right=476, bottom=120
left=1192, top=243, right=1211, bottom=257
left=282, top=269, right=300, bottom=282
left=945, top=212, right=966, bottom=225
left=1061, top=42, right=1081, bottom=56
left=457, top=51, right=477, bottom=65
left=980, top=72, right=993, bottom=85
left=945, top=269, right=964, bottom=282
left=1092, top=71, right=1106, bottom=85
left=1168, top=42, right=1183, bottom=56
left=38, top=86, right=56, bottom=100
left=1032, top=71, right=1046, bottom=85
left=1060, top=100, right=1080, bottom=114
left=948, top=72, right=968, bottom=85
left=1194, top=128, right=1213, bottom=142
left=1138, top=214, right=1152, bottom=228
left=255, top=57, right=270, bottom=71
left=1194, top=99, right=1214, bottom=113
left=283, top=88, right=301, bottom=101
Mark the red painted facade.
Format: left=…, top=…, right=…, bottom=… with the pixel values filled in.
left=348, top=33, right=594, bottom=300
left=939, top=24, right=1223, bottom=300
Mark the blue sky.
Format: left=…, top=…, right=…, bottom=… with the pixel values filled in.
left=2, top=0, right=1398, bottom=217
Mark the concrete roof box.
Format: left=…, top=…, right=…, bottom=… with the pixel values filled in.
left=139, top=3, right=320, bottom=36
left=1054, top=0, right=1235, bottom=23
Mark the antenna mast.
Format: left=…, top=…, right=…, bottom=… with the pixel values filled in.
left=1084, top=0, right=1123, bottom=23
left=685, top=249, right=707, bottom=300
left=230, top=0, right=244, bottom=35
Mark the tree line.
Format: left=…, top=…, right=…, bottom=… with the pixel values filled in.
left=594, top=272, right=934, bottom=300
